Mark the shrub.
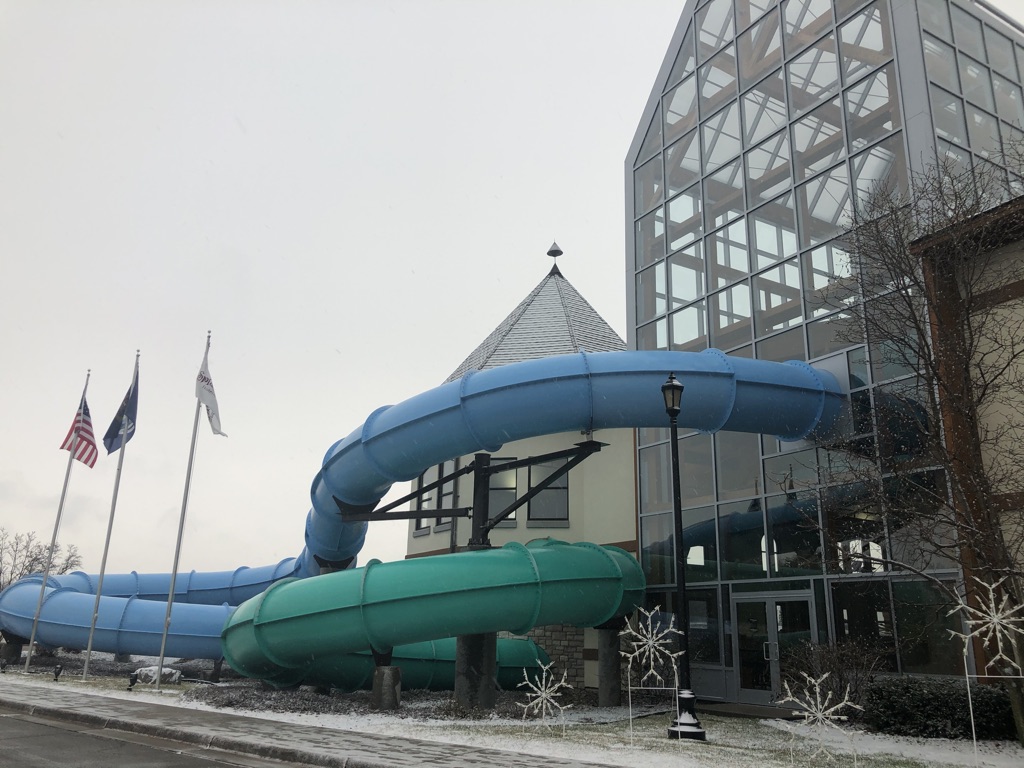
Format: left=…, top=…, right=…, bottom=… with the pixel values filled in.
left=863, top=676, right=1015, bottom=740
left=780, top=639, right=888, bottom=717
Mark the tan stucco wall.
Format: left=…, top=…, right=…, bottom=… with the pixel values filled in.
left=404, top=427, right=637, bottom=557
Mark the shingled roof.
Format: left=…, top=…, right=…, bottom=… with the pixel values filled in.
left=445, top=262, right=626, bottom=383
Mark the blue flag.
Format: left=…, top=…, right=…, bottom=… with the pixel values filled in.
left=103, top=366, right=139, bottom=454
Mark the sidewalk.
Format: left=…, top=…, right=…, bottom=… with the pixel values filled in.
left=0, top=676, right=622, bottom=768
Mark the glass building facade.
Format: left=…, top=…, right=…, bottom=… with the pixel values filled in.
left=627, top=0, right=1024, bottom=703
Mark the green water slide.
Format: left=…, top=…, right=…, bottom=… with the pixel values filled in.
left=221, top=539, right=645, bottom=689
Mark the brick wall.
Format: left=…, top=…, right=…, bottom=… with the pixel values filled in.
left=527, top=623, right=586, bottom=690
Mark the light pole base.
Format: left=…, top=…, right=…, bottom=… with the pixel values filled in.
left=667, top=689, right=706, bottom=741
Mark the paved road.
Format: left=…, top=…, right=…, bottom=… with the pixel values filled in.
left=0, top=705, right=305, bottom=767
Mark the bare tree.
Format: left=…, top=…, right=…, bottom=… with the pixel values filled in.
left=822, top=151, right=1024, bottom=741
left=0, top=527, right=82, bottom=592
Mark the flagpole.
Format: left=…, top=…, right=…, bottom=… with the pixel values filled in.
left=156, top=333, right=209, bottom=691
left=24, top=371, right=91, bottom=672
left=83, top=351, right=139, bottom=680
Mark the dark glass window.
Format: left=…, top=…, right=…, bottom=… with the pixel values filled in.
left=893, top=580, right=964, bottom=675
left=488, top=457, right=517, bottom=522
left=527, top=459, right=569, bottom=521
left=766, top=490, right=822, bottom=577
left=719, top=498, right=768, bottom=580
left=830, top=580, right=898, bottom=670
left=688, top=587, right=723, bottom=664
left=640, top=512, right=674, bottom=587
left=683, top=505, right=718, bottom=583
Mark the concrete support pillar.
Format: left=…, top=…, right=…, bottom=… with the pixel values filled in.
left=455, top=632, right=497, bottom=710
left=597, top=626, right=622, bottom=707
left=370, top=666, right=402, bottom=710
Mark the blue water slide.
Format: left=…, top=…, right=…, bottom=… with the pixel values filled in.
left=0, top=350, right=846, bottom=665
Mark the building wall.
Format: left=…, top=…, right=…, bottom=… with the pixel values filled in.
left=405, top=427, right=637, bottom=557
left=625, top=0, right=1024, bottom=702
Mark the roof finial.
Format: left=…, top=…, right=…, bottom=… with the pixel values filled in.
left=547, top=241, right=563, bottom=276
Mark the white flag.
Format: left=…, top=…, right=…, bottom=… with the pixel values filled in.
left=196, top=347, right=227, bottom=436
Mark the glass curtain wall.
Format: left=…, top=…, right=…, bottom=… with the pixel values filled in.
left=631, top=0, right=1024, bottom=684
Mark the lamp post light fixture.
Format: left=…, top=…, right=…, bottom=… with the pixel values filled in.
left=661, top=372, right=706, bottom=741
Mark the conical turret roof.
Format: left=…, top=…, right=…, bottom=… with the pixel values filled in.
left=445, top=263, right=625, bottom=383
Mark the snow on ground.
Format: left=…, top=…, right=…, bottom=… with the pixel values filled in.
left=10, top=653, right=1024, bottom=768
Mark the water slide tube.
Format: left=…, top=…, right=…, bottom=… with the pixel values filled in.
left=0, top=349, right=846, bottom=687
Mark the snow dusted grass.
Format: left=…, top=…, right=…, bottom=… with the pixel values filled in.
left=15, top=652, right=1024, bottom=768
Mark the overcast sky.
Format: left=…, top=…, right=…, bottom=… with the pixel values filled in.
left=4, top=0, right=1024, bottom=580
left=0, top=0, right=685, bottom=576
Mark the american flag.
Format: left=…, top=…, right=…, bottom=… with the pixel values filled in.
left=60, top=398, right=98, bottom=468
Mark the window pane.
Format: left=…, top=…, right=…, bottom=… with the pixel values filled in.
left=782, top=0, right=833, bottom=56
left=845, top=63, right=901, bottom=151
left=992, top=74, right=1024, bottom=126
left=754, top=258, right=803, bottom=336
left=637, top=105, right=663, bottom=164
left=634, top=155, right=664, bottom=216
left=830, top=581, right=898, bottom=669
left=792, top=97, right=845, bottom=179
left=796, top=165, right=852, bottom=248
left=668, top=185, right=703, bottom=251
left=737, top=0, right=776, bottom=29
left=923, top=34, right=958, bottom=92
left=700, top=44, right=738, bottom=117
left=637, top=317, right=668, bottom=350
left=966, top=105, right=1001, bottom=159
left=687, top=587, right=721, bottom=662
left=666, top=23, right=696, bottom=88
left=666, top=129, right=701, bottom=196
left=669, top=242, right=705, bottom=305
left=639, top=443, right=671, bottom=514
left=738, top=9, right=782, bottom=89
left=680, top=432, right=714, bottom=504
left=756, top=326, right=806, bottom=361
left=705, top=159, right=745, bottom=228
left=703, top=102, right=743, bottom=172
left=528, top=459, right=568, bottom=520
left=851, top=133, right=908, bottom=211
left=838, top=1, right=892, bottom=84
left=636, top=262, right=667, bottom=324
left=665, top=75, right=698, bottom=145
left=716, top=431, right=761, bottom=500
left=696, top=0, right=735, bottom=63
left=807, top=311, right=860, bottom=357
left=750, top=193, right=798, bottom=269
left=951, top=5, right=984, bottom=58
left=746, top=131, right=792, bottom=205
left=743, top=69, right=788, bottom=145
left=708, top=220, right=749, bottom=288
left=959, top=55, right=995, bottom=112
left=711, top=283, right=753, bottom=349
left=931, top=86, right=968, bottom=146
left=682, top=507, right=719, bottom=584
left=635, top=206, right=665, bottom=270
left=823, top=485, right=886, bottom=573
left=719, top=498, right=767, bottom=579
left=802, top=241, right=855, bottom=317
left=986, top=26, right=1017, bottom=78
left=488, top=458, right=517, bottom=522
left=893, top=580, right=965, bottom=675
left=764, top=448, right=818, bottom=493
left=918, top=0, right=951, bottom=40
left=640, top=512, right=674, bottom=586
left=671, top=300, right=709, bottom=352
left=787, top=34, right=840, bottom=115
left=767, top=490, right=821, bottom=577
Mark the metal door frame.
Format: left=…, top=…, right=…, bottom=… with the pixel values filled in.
left=732, top=592, right=815, bottom=704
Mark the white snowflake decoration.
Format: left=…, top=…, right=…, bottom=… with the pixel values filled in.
left=619, top=605, right=683, bottom=688
left=517, top=661, right=573, bottom=733
left=778, top=671, right=862, bottom=763
left=948, top=576, right=1024, bottom=674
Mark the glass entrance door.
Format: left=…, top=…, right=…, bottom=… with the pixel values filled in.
left=734, top=596, right=813, bottom=705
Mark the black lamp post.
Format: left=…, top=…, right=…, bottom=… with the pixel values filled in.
left=662, top=372, right=706, bottom=741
